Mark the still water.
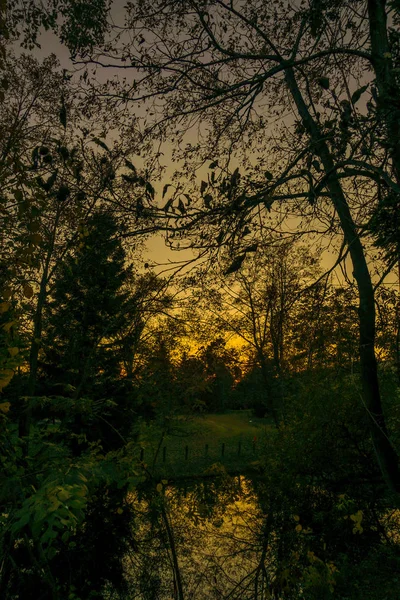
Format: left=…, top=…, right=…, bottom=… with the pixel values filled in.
left=108, top=469, right=400, bottom=600
left=122, top=474, right=289, bottom=600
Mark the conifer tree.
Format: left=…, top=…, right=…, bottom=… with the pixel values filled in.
left=45, top=212, right=130, bottom=390
left=43, top=210, right=138, bottom=447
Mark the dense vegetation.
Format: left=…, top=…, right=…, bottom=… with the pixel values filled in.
left=1, top=1, right=400, bottom=598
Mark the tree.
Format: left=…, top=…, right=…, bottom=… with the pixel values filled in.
left=67, top=0, right=400, bottom=493
left=0, top=52, right=69, bottom=402
left=290, top=282, right=360, bottom=372
left=43, top=211, right=135, bottom=414
left=5, top=0, right=112, bottom=55
left=1, top=204, right=173, bottom=598
left=136, top=333, right=177, bottom=421
left=0, top=210, right=145, bottom=599
left=196, top=337, right=237, bottom=412
left=0, top=49, right=158, bottom=440
left=196, top=240, right=325, bottom=421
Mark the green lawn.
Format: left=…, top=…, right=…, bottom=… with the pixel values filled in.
left=138, top=410, right=275, bottom=478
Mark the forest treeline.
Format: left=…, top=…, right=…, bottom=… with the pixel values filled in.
left=1, top=1, right=400, bottom=599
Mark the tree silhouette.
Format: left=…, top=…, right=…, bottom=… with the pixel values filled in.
left=72, top=0, right=400, bottom=492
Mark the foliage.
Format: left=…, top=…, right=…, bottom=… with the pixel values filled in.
left=44, top=212, right=132, bottom=390
left=0, top=415, right=140, bottom=599
left=252, top=368, right=400, bottom=600
left=0, top=209, right=151, bottom=597
left=0, top=275, right=22, bottom=397
left=6, top=0, right=112, bottom=55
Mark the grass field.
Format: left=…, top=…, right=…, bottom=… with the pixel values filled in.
left=138, top=410, right=275, bottom=478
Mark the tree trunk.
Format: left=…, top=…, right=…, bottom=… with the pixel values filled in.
left=19, top=211, right=60, bottom=438
left=396, top=275, right=400, bottom=386
left=161, top=504, right=184, bottom=600
left=258, top=350, right=279, bottom=427
left=19, top=262, right=51, bottom=438
left=368, top=0, right=400, bottom=387
left=368, top=0, right=400, bottom=180
left=285, top=67, right=400, bottom=494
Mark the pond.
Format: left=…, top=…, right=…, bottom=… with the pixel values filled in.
left=107, top=465, right=400, bottom=600
left=123, top=474, right=269, bottom=599
left=107, top=467, right=375, bottom=600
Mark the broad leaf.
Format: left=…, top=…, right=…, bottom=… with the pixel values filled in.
left=351, top=85, right=368, bottom=105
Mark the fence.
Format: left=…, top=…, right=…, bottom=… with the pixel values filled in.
left=137, top=439, right=261, bottom=477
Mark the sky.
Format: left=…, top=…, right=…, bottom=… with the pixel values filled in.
left=16, top=19, right=196, bottom=271
left=11, top=1, right=399, bottom=291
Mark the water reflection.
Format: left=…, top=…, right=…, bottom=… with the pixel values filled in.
left=123, top=473, right=277, bottom=599
left=118, top=469, right=400, bottom=600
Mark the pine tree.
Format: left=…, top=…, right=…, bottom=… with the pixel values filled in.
left=45, top=212, right=130, bottom=391
left=42, top=210, right=137, bottom=448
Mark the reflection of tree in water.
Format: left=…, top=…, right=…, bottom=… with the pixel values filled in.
left=121, top=473, right=299, bottom=599
left=124, top=473, right=267, bottom=599
left=121, top=469, right=400, bottom=600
